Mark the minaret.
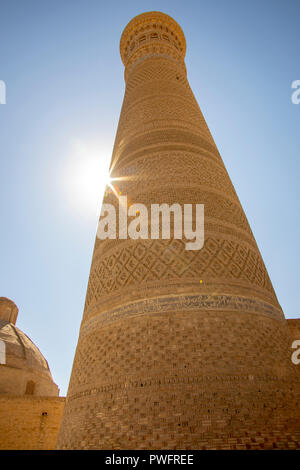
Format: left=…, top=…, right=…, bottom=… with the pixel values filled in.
left=57, top=12, right=300, bottom=449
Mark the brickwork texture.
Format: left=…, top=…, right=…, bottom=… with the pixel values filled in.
left=0, top=298, right=64, bottom=449
left=57, top=12, right=300, bottom=449
left=0, top=396, right=65, bottom=450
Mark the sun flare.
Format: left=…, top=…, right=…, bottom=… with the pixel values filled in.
left=63, top=139, right=114, bottom=218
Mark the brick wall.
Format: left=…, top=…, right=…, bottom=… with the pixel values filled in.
left=287, top=318, right=300, bottom=339
left=0, top=395, right=65, bottom=449
left=57, top=12, right=300, bottom=449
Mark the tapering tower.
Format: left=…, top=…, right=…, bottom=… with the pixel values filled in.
left=57, top=12, right=300, bottom=449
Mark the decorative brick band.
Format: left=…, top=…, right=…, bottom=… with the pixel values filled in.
left=67, top=373, right=295, bottom=402
left=80, top=293, right=284, bottom=337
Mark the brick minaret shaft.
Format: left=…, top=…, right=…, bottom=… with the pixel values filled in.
left=57, top=12, right=300, bottom=449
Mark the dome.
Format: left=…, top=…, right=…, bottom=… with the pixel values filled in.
left=0, top=297, right=18, bottom=324
left=0, top=298, right=59, bottom=396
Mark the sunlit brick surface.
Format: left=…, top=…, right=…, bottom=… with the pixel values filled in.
left=0, top=396, right=65, bottom=450
left=57, top=12, right=300, bottom=449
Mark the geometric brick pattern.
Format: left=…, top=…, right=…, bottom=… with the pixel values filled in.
left=85, top=238, right=274, bottom=312
left=57, top=12, right=300, bottom=449
left=59, top=312, right=300, bottom=449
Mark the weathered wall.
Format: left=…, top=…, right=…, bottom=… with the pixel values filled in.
left=0, top=395, right=65, bottom=449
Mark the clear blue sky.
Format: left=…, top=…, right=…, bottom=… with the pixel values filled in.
left=0, top=0, right=299, bottom=396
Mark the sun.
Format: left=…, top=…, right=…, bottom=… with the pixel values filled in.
left=63, top=139, right=114, bottom=219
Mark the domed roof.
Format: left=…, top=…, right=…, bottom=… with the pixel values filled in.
left=0, top=297, right=18, bottom=324
left=0, top=298, right=59, bottom=397
left=0, top=320, right=51, bottom=373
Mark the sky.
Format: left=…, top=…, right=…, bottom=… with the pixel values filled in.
left=0, top=0, right=299, bottom=396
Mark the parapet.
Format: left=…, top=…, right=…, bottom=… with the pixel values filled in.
left=120, top=11, right=186, bottom=79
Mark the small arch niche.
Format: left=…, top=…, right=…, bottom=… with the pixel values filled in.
left=25, top=380, right=35, bottom=395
